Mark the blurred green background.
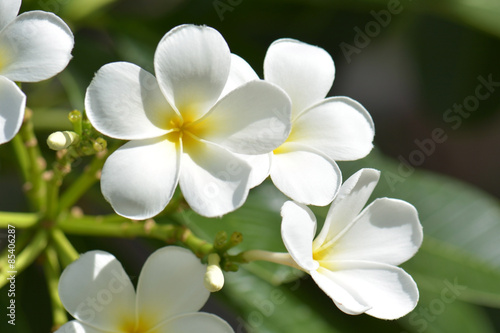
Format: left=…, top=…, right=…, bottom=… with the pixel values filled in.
left=1, top=0, right=500, bottom=332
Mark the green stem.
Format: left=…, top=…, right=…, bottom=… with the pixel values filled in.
left=42, top=245, right=67, bottom=330
left=19, top=110, right=47, bottom=211
left=58, top=150, right=110, bottom=212
left=50, top=229, right=79, bottom=267
left=11, top=134, right=30, bottom=181
left=0, top=229, right=34, bottom=277
left=237, top=249, right=303, bottom=271
left=0, top=229, right=48, bottom=289
left=0, top=212, right=39, bottom=228
left=59, top=215, right=213, bottom=257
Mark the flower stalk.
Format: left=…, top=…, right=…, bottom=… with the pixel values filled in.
left=237, top=249, right=304, bottom=271
left=42, top=245, right=67, bottom=330
left=0, top=229, right=48, bottom=289
left=17, top=109, right=47, bottom=211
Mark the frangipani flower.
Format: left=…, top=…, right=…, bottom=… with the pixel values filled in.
left=56, top=246, right=234, bottom=333
left=231, top=39, right=375, bottom=205
left=0, top=0, right=74, bottom=144
left=85, top=24, right=291, bottom=219
left=281, top=168, right=423, bottom=319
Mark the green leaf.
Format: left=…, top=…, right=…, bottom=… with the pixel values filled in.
left=220, top=268, right=341, bottom=333
left=400, top=289, right=495, bottom=333
left=404, top=238, right=500, bottom=307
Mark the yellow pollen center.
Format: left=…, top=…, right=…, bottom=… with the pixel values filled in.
left=165, top=114, right=206, bottom=150
left=119, top=316, right=158, bottom=333
left=273, top=123, right=296, bottom=155
left=0, top=51, right=6, bottom=72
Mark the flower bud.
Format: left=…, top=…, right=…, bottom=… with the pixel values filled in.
left=47, top=131, right=79, bottom=150
left=204, top=253, right=224, bottom=292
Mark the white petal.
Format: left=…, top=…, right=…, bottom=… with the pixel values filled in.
left=154, top=313, right=234, bottom=333
left=280, top=201, right=319, bottom=271
left=136, top=247, right=209, bottom=327
left=220, top=53, right=259, bottom=98
left=55, top=321, right=107, bottom=333
left=264, top=38, right=335, bottom=119
left=311, top=268, right=370, bottom=315
left=101, top=137, right=180, bottom=220
left=234, top=152, right=271, bottom=188
left=197, top=80, right=291, bottom=155
left=0, top=11, right=73, bottom=82
left=331, top=198, right=423, bottom=265
left=0, top=0, right=20, bottom=31
left=154, top=24, right=230, bottom=120
left=179, top=140, right=251, bottom=217
left=291, top=97, right=374, bottom=161
left=314, top=168, right=380, bottom=248
left=270, top=146, right=341, bottom=206
left=58, top=251, right=136, bottom=331
left=0, top=76, right=25, bottom=144
left=319, top=261, right=419, bottom=319
left=85, top=62, right=173, bottom=140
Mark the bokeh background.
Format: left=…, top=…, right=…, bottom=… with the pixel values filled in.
left=1, top=0, right=500, bottom=332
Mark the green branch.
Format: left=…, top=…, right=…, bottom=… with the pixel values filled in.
left=0, top=230, right=48, bottom=289
left=50, top=229, right=79, bottom=267
left=0, top=212, right=39, bottom=228
left=42, top=245, right=67, bottom=330
left=58, top=149, right=111, bottom=213
left=17, top=109, right=47, bottom=211
left=59, top=215, right=213, bottom=257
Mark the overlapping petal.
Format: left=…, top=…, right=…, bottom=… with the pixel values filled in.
left=58, top=251, right=136, bottom=332
left=234, top=152, right=271, bottom=188
left=313, top=168, right=380, bottom=248
left=271, top=145, right=341, bottom=206
left=264, top=38, right=335, bottom=119
left=197, top=80, right=291, bottom=155
left=154, top=24, right=230, bottom=120
left=280, top=201, right=318, bottom=271
left=330, top=198, right=423, bottom=265
left=0, top=11, right=73, bottom=82
left=318, top=261, right=419, bottom=319
left=311, top=268, right=370, bottom=315
left=155, top=313, right=235, bottom=333
left=290, top=97, right=374, bottom=161
left=179, top=139, right=251, bottom=217
left=136, top=247, right=209, bottom=328
left=220, top=53, right=259, bottom=98
left=0, top=0, right=20, bottom=30
left=85, top=62, right=173, bottom=140
left=101, top=137, right=180, bottom=220
left=0, top=75, right=25, bottom=144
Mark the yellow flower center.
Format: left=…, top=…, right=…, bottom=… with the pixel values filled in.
left=312, top=237, right=337, bottom=264
left=0, top=50, right=6, bottom=72
left=119, top=315, right=158, bottom=333
left=165, top=110, right=207, bottom=152
left=272, top=121, right=296, bottom=155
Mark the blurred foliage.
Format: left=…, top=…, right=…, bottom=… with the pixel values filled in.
left=1, top=0, right=500, bottom=332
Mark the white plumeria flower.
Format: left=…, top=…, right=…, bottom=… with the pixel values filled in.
left=281, top=168, right=423, bottom=319
left=231, top=39, right=375, bottom=205
left=85, top=24, right=291, bottom=219
left=0, top=0, right=74, bottom=144
left=56, top=246, right=234, bottom=333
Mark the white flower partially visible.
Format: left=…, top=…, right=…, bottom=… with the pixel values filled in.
left=230, top=39, right=375, bottom=206
left=281, top=168, right=423, bottom=319
left=85, top=24, right=291, bottom=219
left=0, top=0, right=74, bottom=144
left=56, top=246, right=234, bottom=333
